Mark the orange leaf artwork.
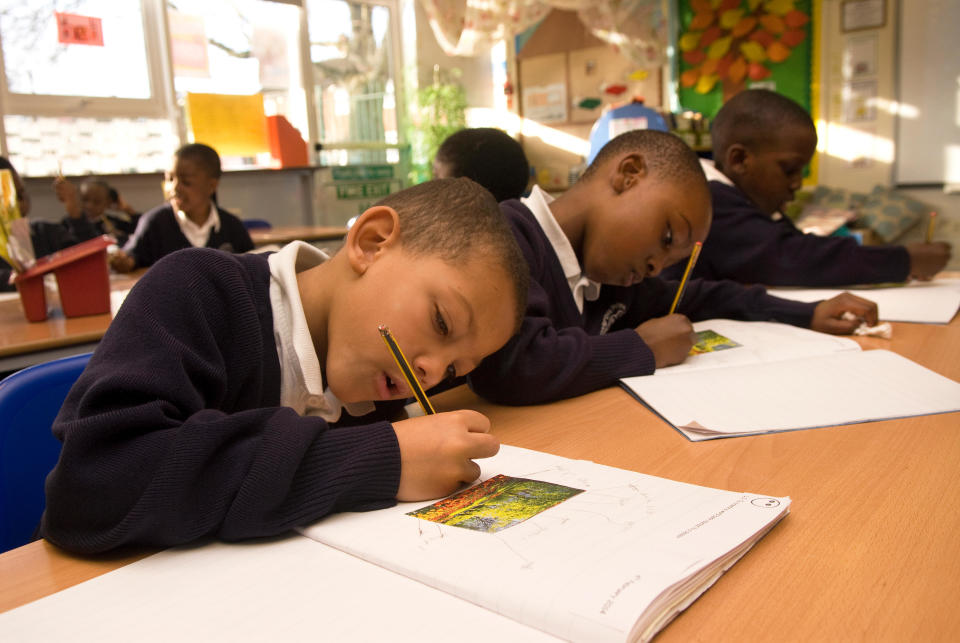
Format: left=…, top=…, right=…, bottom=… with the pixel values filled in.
left=731, top=16, right=757, bottom=37
left=681, top=68, right=700, bottom=88
left=749, top=29, right=775, bottom=47
left=780, top=29, right=806, bottom=47
left=683, top=49, right=707, bottom=65
left=758, top=13, right=786, bottom=34
left=767, top=40, right=791, bottom=63
left=691, top=0, right=712, bottom=12
left=690, top=11, right=714, bottom=30
left=748, top=61, right=772, bottom=80
left=700, top=25, right=723, bottom=48
left=718, top=0, right=741, bottom=10
left=728, top=56, right=748, bottom=84
left=701, top=57, right=720, bottom=76
left=784, top=9, right=810, bottom=28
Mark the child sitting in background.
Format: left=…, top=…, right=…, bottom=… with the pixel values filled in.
left=662, top=89, right=951, bottom=286
left=466, top=130, right=878, bottom=406
left=54, top=177, right=139, bottom=246
left=42, top=177, right=529, bottom=554
left=110, top=143, right=253, bottom=273
left=432, top=128, right=530, bottom=202
left=1, top=156, right=75, bottom=291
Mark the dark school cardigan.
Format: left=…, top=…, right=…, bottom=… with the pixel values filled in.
left=467, top=199, right=818, bottom=406
left=662, top=181, right=910, bottom=286
left=42, top=248, right=401, bottom=553
left=122, top=203, right=254, bottom=269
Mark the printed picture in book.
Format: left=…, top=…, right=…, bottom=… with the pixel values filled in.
left=689, top=330, right=742, bottom=355
left=408, top=475, right=584, bottom=533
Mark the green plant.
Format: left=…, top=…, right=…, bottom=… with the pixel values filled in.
left=407, top=66, right=467, bottom=184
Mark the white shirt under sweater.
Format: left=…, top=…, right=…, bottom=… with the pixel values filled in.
left=267, top=241, right=375, bottom=421
left=174, top=202, right=220, bottom=248
left=521, top=185, right=601, bottom=313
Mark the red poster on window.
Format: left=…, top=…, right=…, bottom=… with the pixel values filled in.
left=55, top=12, right=104, bottom=46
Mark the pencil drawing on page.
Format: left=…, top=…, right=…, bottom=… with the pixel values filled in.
left=689, top=329, right=741, bottom=355
left=407, top=475, right=584, bottom=533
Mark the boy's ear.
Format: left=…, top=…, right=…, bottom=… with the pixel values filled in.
left=611, top=153, right=647, bottom=193
left=344, top=205, right=400, bottom=275
left=722, top=143, right=750, bottom=179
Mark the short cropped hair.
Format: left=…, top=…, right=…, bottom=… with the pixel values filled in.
left=80, top=178, right=111, bottom=197
left=375, top=177, right=529, bottom=331
left=176, top=143, right=222, bottom=179
left=711, top=89, right=814, bottom=162
left=580, top=129, right=705, bottom=188
left=435, top=128, right=529, bottom=202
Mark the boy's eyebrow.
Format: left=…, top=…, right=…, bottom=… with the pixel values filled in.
left=678, top=213, right=693, bottom=245
left=447, top=287, right=475, bottom=333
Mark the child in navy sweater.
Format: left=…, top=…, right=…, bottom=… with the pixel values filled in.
left=467, top=130, right=877, bottom=405
left=54, top=177, right=140, bottom=246
left=662, top=89, right=951, bottom=286
left=110, top=143, right=253, bottom=272
left=43, top=177, right=529, bottom=554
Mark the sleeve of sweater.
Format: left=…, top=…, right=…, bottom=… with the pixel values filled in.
left=121, top=205, right=167, bottom=268
left=669, top=277, right=818, bottom=328
left=42, top=249, right=400, bottom=554
left=467, top=203, right=654, bottom=406
left=691, top=183, right=911, bottom=287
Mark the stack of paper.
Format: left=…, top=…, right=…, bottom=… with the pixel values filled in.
left=621, top=320, right=960, bottom=440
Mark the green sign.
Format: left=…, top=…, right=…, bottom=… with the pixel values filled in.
left=331, top=165, right=395, bottom=181
left=335, top=182, right=395, bottom=199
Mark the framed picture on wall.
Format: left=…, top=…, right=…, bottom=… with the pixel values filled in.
left=842, top=0, right=885, bottom=33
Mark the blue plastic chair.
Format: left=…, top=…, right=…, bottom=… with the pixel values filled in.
left=242, top=218, right=272, bottom=230
left=0, top=352, right=91, bottom=553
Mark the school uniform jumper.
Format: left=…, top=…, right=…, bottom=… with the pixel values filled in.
left=122, top=203, right=254, bottom=268
left=42, top=248, right=401, bottom=554
left=661, top=181, right=911, bottom=286
left=61, top=210, right=140, bottom=247
left=467, top=199, right=818, bottom=406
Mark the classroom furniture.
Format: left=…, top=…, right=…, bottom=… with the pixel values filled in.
left=0, top=271, right=140, bottom=373
left=248, top=224, right=347, bottom=247
left=0, top=352, right=91, bottom=554
left=241, top=218, right=272, bottom=231
left=1, top=315, right=958, bottom=640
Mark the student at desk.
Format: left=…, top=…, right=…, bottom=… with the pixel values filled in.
left=54, top=177, right=140, bottom=247
left=110, top=143, right=253, bottom=273
left=661, top=89, right=952, bottom=286
left=42, top=177, right=529, bottom=554
left=466, top=130, right=878, bottom=405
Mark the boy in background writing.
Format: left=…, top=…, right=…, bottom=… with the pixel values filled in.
left=467, top=130, right=877, bottom=405
left=110, top=143, right=253, bottom=272
left=432, top=127, right=530, bottom=202
left=662, top=88, right=951, bottom=286
left=54, top=177, right=140, bottom=246
left=42, top=177, right=528, bottom=554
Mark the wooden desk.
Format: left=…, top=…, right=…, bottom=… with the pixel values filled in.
left=0, top=272, right=141, bottom=372
left=2, top=317, right=959, bottom=640
left=249, top=225, right=346, bottom=247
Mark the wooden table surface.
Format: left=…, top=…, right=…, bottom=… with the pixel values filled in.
left=2, top=316, right=959, bottom=640
left=249, top=225, right=346, bottom=246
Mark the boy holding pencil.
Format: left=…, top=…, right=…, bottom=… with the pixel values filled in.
left=42, top=178, right=528, bottom=554
left=662, top=89, right=951, bottom=286
left=467, top=130, right=876, bottom=405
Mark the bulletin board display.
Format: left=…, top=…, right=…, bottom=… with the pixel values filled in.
left=675, top=0, right=812, bottom=118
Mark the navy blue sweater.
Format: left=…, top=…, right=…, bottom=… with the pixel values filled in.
left=662, top=181, right=910, bottom=286
left=42, top=249, right=401, bottom=553
left=122, top=203, right=254, bottom=269
left=467, top=199, right=818, bottom=405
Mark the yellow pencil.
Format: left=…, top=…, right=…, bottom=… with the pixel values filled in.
left=926, top=211, right=937, bottom=243
left=668, top=241, right=703, bottom=314
left=379, top=324, right=436, bottom=415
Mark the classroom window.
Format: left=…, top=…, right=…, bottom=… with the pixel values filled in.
left=307, top=0, right=403, bottom=165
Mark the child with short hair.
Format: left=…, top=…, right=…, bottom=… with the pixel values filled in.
left=54, top=177, right=140, bottom=246
left=467, top=130, right=878, bottom=405
left=433, top=128, right=530, bottom=202
left=110, top=143, right=253, bottom=273
left=662, top=88, right=951, bottom=286
left=42, top=177, right=529, bottom=554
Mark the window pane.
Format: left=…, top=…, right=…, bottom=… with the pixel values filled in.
left=0, top=0, right=150, bottom=98
left=168, top=0, right=306, bottom=167
left=5, top=115, right=178, bottom=176
left=307, top=0, right=398, bottom=165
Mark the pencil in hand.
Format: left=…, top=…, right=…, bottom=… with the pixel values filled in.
left=925, top=211, right=937, bottom=243
left=379, top=324, right=436, bottom=415
left=669, top=241, right=703, bottom=315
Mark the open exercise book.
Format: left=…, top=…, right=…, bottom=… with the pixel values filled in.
left=767, top=278, right=960, bottom=324
left=0, top=446, right=790, bottom=643
left=621, top=319, right=960, bottom=441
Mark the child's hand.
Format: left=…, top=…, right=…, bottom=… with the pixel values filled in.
left=636, top=314, right=697, bottom=368
left=393, top=410, right=500, bottom=502
left=109, top=250, right=136, bottom=273
left=810, top=292, right=878, bottom=334
left=53, top=177, right=82, bottom=217
left=906, top=242, right=951, bottom=281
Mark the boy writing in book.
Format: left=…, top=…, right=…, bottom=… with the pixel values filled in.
left=54, top=177, right=140, bottom=247
left=42, top=177, right=529, bottom=554
left=109, top=143, right=253, bottom=273
left=467, top=130, right=877, bottom=405
left=661, top=88, right=951, bottom=286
